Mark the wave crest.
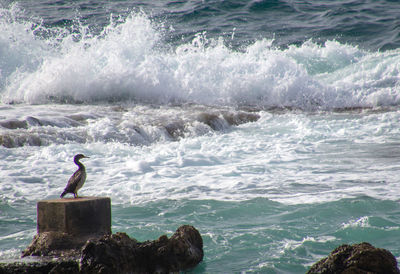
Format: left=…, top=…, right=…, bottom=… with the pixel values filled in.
left=1, top=8, right=400, bottom=109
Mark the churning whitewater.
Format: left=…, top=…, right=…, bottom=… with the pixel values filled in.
left=1, top=5, right=400, bottom=109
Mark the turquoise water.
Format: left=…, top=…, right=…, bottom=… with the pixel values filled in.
left=2, top=195, right=400, bottom=272
left=113, top=197, right=400, bottom=272
left=1, top=1, right=400, bottom=272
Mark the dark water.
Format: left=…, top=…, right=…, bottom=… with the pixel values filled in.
left=5, top=0, right=400, bottom=51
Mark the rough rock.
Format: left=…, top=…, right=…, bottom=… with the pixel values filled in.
left=80, top=225, right=203, bottom=273
left=22, top=231, right=90, bottom=257
left=307, top=242, right=400, bottom=274
left=1, top=225, right=203, bottom=274
left=0, top=259, right=79, bottom=274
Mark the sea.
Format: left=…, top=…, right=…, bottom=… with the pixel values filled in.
left=1, top=0, right=400, bottom=273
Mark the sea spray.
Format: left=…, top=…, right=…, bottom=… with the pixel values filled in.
left=1, top=9, right=400, bottom=109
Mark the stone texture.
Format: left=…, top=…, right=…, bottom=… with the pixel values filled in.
left=80, top=225, right=204, bottom=273
left=5, top=198, right=204, bottom=273
left=37, top=197, right=111, bottom=236
left=23, top=197, right=111, bottom=257
left=22, top=231, right=86, bottom=257
left=307, top=242, right=400, bottom=274
left=3, top=225, right=203, bottom=273
left=0, top=259, right=79, bottom=274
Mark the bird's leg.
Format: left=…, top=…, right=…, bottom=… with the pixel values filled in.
left=74, top=192, right=77, bottom=198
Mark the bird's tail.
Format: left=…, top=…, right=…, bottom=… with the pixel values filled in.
left=60, top=190, right=67, bottom=198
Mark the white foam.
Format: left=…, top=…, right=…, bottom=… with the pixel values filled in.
left=1, top=109, right=400, bottom=206
left=342, top=216, right=370, bottom=229
left=1, top=8, right=400, bottom=109
left=283, top=235, right=337, bottom=251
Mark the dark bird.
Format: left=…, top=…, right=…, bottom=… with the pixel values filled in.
left=60, top=154, right=89, bottom=198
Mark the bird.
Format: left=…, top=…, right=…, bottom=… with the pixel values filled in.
left=60, top=154, right=90, bottom=198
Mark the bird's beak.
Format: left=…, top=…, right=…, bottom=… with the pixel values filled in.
left=84, top=156, right=90, bottom=158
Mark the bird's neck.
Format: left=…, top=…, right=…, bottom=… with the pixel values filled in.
left=74, top=159, right=85, bottom=169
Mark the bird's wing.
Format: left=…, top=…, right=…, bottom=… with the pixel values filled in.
left=64, top=169, right=83, bottom=192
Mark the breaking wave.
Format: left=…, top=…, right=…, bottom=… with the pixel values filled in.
left=1, top=6, right=400, bottom=109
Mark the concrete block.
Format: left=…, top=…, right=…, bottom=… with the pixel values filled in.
left=37, top=197, right=111, bottom=236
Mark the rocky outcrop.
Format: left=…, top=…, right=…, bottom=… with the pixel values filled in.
left=22, top=231, right=89, bottom=258
left=81, top=225, right=203, bottom=273
left=0, top=225, right=203, bottom=274
left=307, top=242, right=400, bottom=274
left=0, top=259, right=80, bottom=274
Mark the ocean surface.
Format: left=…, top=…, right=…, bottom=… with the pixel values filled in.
left=1, top=0, right=400, bottom=272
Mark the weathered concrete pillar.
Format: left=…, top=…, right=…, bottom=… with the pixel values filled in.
left=22, top=197, right=112, bottom=257
left=17, top=196, right=205, bottom=273
left=37, top=197, right=111, bottom=236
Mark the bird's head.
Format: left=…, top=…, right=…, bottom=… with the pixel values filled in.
left=74, top=154, right=90, bottom=161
